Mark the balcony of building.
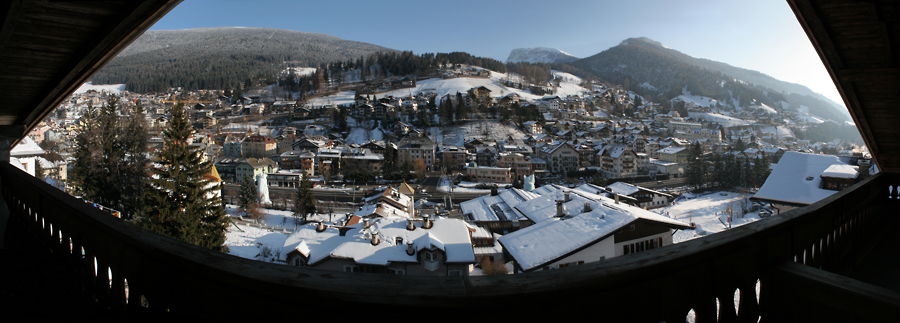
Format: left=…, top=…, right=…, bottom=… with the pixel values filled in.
left=1, top=0, right=900, bottom=322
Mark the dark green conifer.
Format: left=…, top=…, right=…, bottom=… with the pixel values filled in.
left=139, top=103, right=228, bottom=252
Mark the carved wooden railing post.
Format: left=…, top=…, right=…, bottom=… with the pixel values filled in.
left=0, top=137, right=10, bottom=249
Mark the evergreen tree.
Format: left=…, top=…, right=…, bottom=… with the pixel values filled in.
left=69, top=96, right=149, bottom=219
left=293, top=175, right=316, bottom=221
left=685, top=142, right=705, bottom=190
left=752, top=155, right=772, bottom=188
left=455, top=92, right=467, bottom=120
left=120, top=101, right=150, bottom=218
left=239, top=173, right=258, bottom=213
left=138, top=103, right=229, bottom=252
left=69, top=102, right=103, bottom=200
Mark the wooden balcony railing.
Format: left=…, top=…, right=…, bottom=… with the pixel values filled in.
left=3, top=162, right=899, bottom=322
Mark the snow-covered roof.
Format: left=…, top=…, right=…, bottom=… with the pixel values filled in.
left=362, top=186, right=412, bottom=214
left=657, top=147, right=686, bottom=155
left=459, top=188, right=540, bottom=222
left=499, top=187, right=690, bottom=271
left=11, top=136, right=44, bottom=156
left=280, top=217, right=475, bottom=266
left=752, top=152, right=850, bottom=205
left=606, top=182, right=640, bottom=196
left=820, top=164, right=859, bottom=179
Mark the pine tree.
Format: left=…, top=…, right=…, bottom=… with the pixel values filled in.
left=138, top=103, right=229, bottom=252
left=69, top=102, right=102, bottom=199
left=69, top=96, right=148, bottom=219
left=685, top=142, right=706, bottom=190
left=239, top=173, right=258, bottom=214
left=120, top=101, right=150, bottom=218
left=293, top=175, right=315, bottom=222
left=752, top=155, right=772, bottom=188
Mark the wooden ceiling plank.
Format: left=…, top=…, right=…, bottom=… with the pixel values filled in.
left=20, top=0, right=183, bottom=137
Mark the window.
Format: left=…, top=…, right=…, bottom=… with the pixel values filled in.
left=343, top=265, right=358, bottom=273
left=424, top=251, right=438, bottom=262
left=292, top=257, right=306, bottom=266
left=389, top=268, right=405, bottom=275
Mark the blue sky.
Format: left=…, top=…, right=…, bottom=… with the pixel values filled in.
left=151, top=0, right=842, bottom=106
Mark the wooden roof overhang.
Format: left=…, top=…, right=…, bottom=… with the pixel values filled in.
left=0, top=0, right=181, bottom=146
left=789, top=0, right=900, bottom=174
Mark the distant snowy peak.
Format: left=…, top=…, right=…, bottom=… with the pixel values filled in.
left=507, top=47, right=579, bottom=64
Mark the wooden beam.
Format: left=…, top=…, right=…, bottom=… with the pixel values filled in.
left=15, top=0, right=183, bottom=146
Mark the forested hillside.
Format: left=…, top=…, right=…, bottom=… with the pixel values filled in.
left=568, top=37, right=849, bottom=122
left=91, top=27, right=396, bottom=93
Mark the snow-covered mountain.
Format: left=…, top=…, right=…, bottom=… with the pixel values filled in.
left=506, top=47, right=579, bottom=64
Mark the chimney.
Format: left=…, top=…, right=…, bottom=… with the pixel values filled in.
left=583, top=202, right=592, bottom=213
left=407, top=219, right=415, bottom=231
left=422, top=215, right=433, bottom=229
left=858, top=159, right=871, bottom=181
left=316, top=221, right=326, bottom=232
left=406, top=242, right=416, bottom=255
left=363, top=218, right=369, bottom=228
left=491, top=185, right=499, bottom=196
left=556, top=200, right=565, bottom=217
left=614, top=193, right=620, bottom=204
left=370, top=231, right=380, bottom=246
left=564, top=191, right=571, bottom=202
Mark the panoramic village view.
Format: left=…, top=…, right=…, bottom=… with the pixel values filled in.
left=9, top=1, right=900, bottom=321
left=15, top=47, right=870, bottom=276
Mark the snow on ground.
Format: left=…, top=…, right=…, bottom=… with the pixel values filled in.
left=307, top=90, right=356, bottom=107
left=550, top=70, right=586, bottom=95
left=688, top=112, right=751, bottom=127
left=677, top=87, right=719, bottom=107
left=796, top=111, right=825, bottom=124
left=283, top=67, right=316, bottom=76
left=74, top=83, right=125, bottom=94
left=345, top=117, right=384, bottom=144
left=639, top=82, right=658, bottom=91
left=756, top=103, right=777, bottom=114
left=655, top=191, right=764, bottom=243
left=437, top=178, right=493, bottom=194
left=226, top=224, right=289, bottom=261
left=310, top=66, right=589, bottom=107
left=759, top=126, right=795, bottom=140
left=428, top=120, right=525, bottom=147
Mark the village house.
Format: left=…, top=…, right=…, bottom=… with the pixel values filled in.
left=497, top=152, right=533, bottom=181
left=498, top=188, right=691, bottom=273
left=752, top=152, right=872, bottom=214
left=241, top=135, right=276, bottom=158
left=597, top=144, right=639, bottom=178
left=361, top=186, right=415, bottom=217
left=440, top=145, right=468, bottom=171
left=397, top=136, right=436, bottom=170
left=605, top=182, right=673, bottom=209
left=467, top=163, right=513, bottom=185
left=460, top=188, right=540, bottom=234
left=657, top=146, right=689, bottom=164
left=280, top=216, right=476, bottom=276
left=536, top=142, right=578, bottom=175
left=235, top=157, right=277, bottom=184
